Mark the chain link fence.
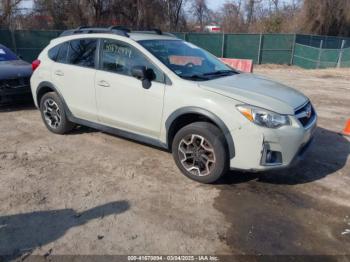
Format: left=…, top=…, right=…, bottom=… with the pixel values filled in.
left=1, top=29, right=349, bottom=69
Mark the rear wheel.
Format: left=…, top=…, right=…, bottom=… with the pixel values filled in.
left=172, top=122, right=228, bottom=183
left=39, top=92, right=75, bottom=134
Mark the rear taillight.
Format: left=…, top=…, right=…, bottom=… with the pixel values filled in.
left=32, top=59, right=41, bottom=71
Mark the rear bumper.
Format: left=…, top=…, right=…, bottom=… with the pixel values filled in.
left=0, top=86, right=32, bottom=104
left=229, top=114, right=317, bottom=172
left=0, top=86, right=31, bottom=95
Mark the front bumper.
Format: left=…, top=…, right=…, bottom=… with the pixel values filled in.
left=0, top=80, right=32, bottom=104
left=229, top=114, right=317, bottom=171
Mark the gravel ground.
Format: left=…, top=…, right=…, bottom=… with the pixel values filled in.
left=0, top=66, right=349, bottom=259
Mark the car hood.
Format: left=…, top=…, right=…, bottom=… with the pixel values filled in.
left=199, top=73, right=308, bottom=115
left=0, top=60, right=32, bottom=80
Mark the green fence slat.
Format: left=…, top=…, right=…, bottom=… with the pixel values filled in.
left=224, top=34, right=260, bottom=63
left=173, top=32, right=186, bottom=40
left=293, top=56, right=317, bottom=69
left=1, top=29, right=350, bottom=68
left=0, top=30, right=14, bottom=49
left=185, top=33, right=223, bottom=57
left=340, top=47, right=350, bottom=68
left=14, top=30, right=62, bottom=61
left=260, top=34, right=294, bottom=64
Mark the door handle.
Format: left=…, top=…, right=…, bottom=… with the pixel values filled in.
left=97, top=80, right=110, bottom=87
left=54, top=70, right=64, bottom=76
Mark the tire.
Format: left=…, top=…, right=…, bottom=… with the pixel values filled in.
left=172, top=122, right=228, bottom=184
left=39, top=92, right=75, bottom=134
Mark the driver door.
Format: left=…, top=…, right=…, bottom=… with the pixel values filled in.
left=95, top=39, right=166, bottom=139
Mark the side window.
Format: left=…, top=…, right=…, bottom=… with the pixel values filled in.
left=48, top=45, right=60, bottom=61
left=101, top=39, right=164, bottom=83
left=67, top=39, right=97, bottom=68
left=56, top=42, right=68, bottom=63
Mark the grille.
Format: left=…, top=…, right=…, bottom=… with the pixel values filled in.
left=0, top=77, right=30, bottom=90
left=295, top=102, right=315, bottom=127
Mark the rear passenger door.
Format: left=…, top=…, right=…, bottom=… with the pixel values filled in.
left=51, top=38, right=98, bottom=121
left=95, top=39, right=166, bottom=139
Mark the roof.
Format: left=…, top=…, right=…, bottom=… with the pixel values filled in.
left=59, top=27, right=179, bottom=42
left=128, top=33, right=179, bottom=41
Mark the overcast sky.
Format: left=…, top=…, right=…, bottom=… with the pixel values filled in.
left=207, top=0, right=226, bottom=10
left=21, top=0, right=293, bottom=13
left=20, top=0, right=226, bottom=11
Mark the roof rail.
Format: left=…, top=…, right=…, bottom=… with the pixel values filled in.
left=59, top=26, right=178, bottom=39
left=59, top=26, right=130, bottom=37
left=131, top=28, right=162, bottom=35
left=108, top=25, right=131, bottom=33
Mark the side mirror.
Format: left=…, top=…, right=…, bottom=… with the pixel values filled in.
left=131, top=66, right=156, bottom=89
left=131, top=66, right=146, bottom=80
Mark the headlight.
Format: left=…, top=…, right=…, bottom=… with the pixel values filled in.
left=236, top=105, right=290, bottom=128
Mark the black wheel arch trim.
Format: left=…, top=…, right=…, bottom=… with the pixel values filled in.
left=165, top=107, right=235, bottom=159
left=36, top=81, right=73, bottom=113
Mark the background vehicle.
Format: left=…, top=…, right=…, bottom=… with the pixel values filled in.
left=30, top=27, right=317, bottom=183
left=204, top=25, right=222, bottom=33
left=0, top=44, right=33, bottom=105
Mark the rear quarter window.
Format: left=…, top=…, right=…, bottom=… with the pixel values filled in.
left=48, top=42, right=69, bottom=63
left=48, top=45, right=60, bottom=61
left=67, top=39, right=97, bottom=68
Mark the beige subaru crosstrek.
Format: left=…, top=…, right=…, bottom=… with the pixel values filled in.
left=30, top=27, right=317, bottom=183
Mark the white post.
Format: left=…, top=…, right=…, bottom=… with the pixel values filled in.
left=290, top=34, right=297, bottom=65
left=337, top=40, right=346, bottom=68
left=221, top=32, right=225, bottom=58
left=257, top=33, right=263, bottom=64
left=316, top=40, right=323, bottom=69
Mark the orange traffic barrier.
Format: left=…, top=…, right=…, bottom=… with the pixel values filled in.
left=220, top=58, right=254, bottom=73
left=343, top=119, right=350, bottom=136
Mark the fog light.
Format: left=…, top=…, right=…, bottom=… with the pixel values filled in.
left=261, top=143, right=283, bottom=166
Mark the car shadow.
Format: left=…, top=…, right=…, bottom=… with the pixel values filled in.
left=69, top=125, right=98, bottom=135
left=217, top=127, right=350, bottom=185
left=0, top=201, right=130, bottom=261
left=0, top=100, right=35, bottom=112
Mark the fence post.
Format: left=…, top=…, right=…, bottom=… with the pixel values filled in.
left=184, top=32, right=188, bottom=41
left=221, top=32, right=225, bottom=58
left=316, top=40, right=323, bottom=69
left=337, top=40, right=346, bottom=68
left=290, top=34, right=297, bottom=65
left=257, top=33, right=263, bottom=64
left=10, top=29, right=17, bottom=53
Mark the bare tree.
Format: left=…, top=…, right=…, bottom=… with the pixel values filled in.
left=0, top=0, right=22, bottom=28
left=301, top=0, right=350, bottom=36
left=245, top=0, right=255, bottom=25
left=219, top=0, right=244, bottom=32
left=270, top=0, right=279, bottom=12
left=163, top=0, right=185, bottom=31
left=191, top=0, right=209, bottom=30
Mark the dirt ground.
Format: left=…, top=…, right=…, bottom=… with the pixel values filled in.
left=0, top=66, right=349, bottom=259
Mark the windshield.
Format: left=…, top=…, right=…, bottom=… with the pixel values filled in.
left=0, top=45, right=18, bottom=62
left=138, top=40, right=238, bottom=81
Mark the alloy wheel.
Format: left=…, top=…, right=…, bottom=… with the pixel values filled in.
left=178, top=134, right=216, bottom=176
left=43, top=98, right=61, bottom=129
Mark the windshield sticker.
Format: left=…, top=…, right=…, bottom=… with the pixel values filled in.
left=0, top=49, right=6, bottom=55
left=169, top=55, right=203, bottom=66
left=104, top=43, right=132, bottom=58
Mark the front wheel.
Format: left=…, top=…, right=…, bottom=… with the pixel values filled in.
left=172, top=122, right=228, bottom=184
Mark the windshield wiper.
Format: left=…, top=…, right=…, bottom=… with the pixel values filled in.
left=181, top=74, right=210, bottom=81
left=203, top=70, right=238, bottom=76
